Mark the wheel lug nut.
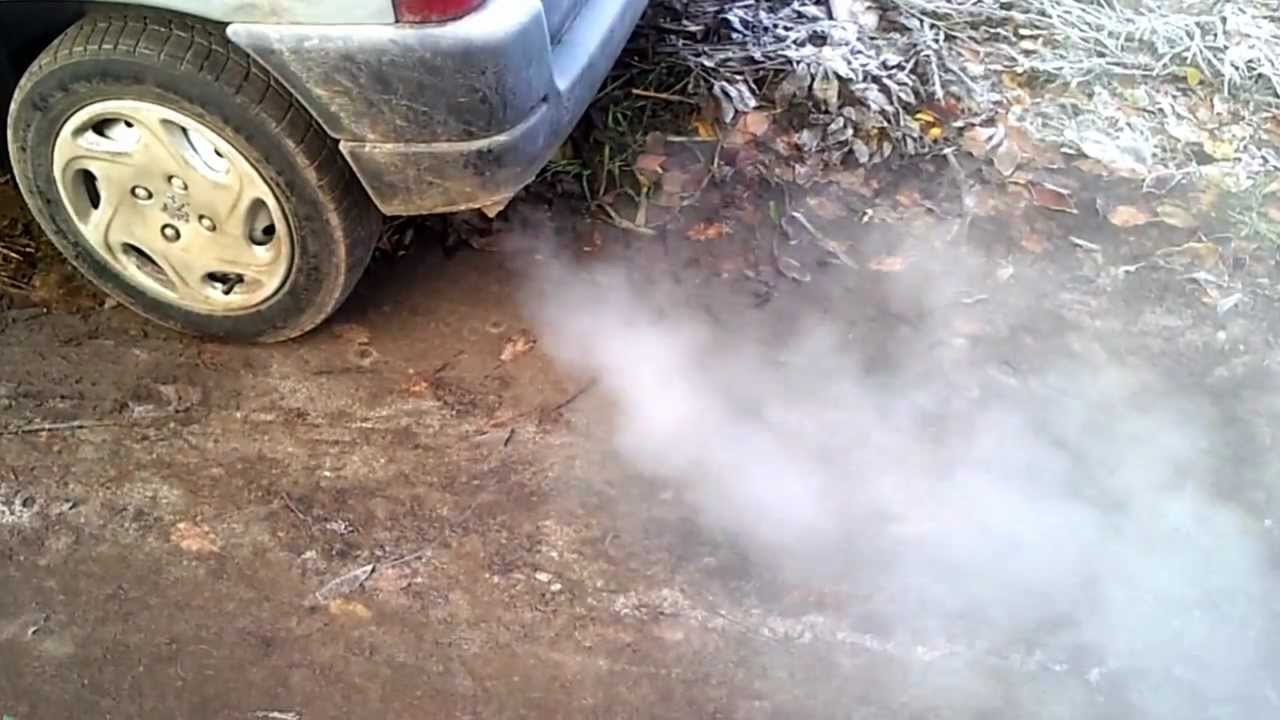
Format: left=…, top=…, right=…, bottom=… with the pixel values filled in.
left=198, top=215, right=217, bottom=232
left=161, top=224, right=181, bottom=242
left=131, top=186, right=152, bottom=201
left=169, top=176, right=188, bottom=193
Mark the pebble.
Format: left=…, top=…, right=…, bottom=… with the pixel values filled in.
left=533, top=571, right=553, bottom=584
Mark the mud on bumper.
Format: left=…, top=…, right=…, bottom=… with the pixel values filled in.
left=228, top=0, right=647, bottom=216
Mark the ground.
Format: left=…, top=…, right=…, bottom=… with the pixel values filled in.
left=4, top=117, right=1280, bottom=719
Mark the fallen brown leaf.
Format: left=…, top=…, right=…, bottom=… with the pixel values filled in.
left=691, top=117, right=718, bottom=139
left=170, top=522, right=219, bottom=555
left=738, top=111, right=772, bottom=136
left=1020, top=230, right=1048, bottom=254
left=1155, top=203, right=1199, bottom=229
left=1072, top=158, right=1111, bottom=176
left=634, top=153, right=667, bottom=174
left=1106, top=205, right=1155, bottom=227
left=687, top=221, right=731, bottom=242
left=1201, top=135, right=1236, bottom=161
left=500, top=329, right=537, bottom=363
left=962, top=126, right=999, bottom=157
left=1028, top=183, right=1077, bottom=213
left=993, top=140, right=1022, bottom=177
left=327, top=599, right=372, bottom=621
left=1156, top=241, right=1221, bottom=270
left=868, top=255, right=910, bottom=272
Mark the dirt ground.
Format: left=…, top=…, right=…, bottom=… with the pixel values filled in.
left=3, top=133, right=1280, bottom=720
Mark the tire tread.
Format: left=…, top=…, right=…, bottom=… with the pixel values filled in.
left=12, top=11, right=381, bottom=341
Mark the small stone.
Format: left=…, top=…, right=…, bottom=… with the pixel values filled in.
left=548, top=582, right=563, bottom=593
left=533, top=571, right=553, bottom=584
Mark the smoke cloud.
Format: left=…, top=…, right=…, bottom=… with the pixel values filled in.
left=522, top=230, right=1279, bottom=719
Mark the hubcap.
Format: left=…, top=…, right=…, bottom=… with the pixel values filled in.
left=52, top=100, right=292, bottom=313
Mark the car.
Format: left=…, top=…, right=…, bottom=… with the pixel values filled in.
left=0, top=0, right=646, bottom=341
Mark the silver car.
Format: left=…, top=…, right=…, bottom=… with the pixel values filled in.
left=0, top=0, right=645, bottom=340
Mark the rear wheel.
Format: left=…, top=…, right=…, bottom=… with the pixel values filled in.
left=8, top=13, right=381, bottom=342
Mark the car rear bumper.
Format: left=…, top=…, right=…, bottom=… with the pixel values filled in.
left=228, top=0, right=646, bottom=216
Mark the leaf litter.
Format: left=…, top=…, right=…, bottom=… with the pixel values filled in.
left=587, top=1, right=1280, bottom=292
left=637, top=0, right=1279, bottom=188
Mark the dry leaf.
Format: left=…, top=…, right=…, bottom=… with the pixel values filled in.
left=170, top=522, right=219, bottom=555
left=1156, top=241, right=1220, bottom=270
left=691, top=117, right=718, bottom=140
left=315, top=563, right=376, bottom=602
left=1155, top=204, right=1199, bottom=229
left=1028, top=183, right=1077, bottom=213
left=687, top=221, right=731, bottom=241
left=634, top=154, right=667, bottom=174
left=1072, top=158, right=1110, bottom=176
left=1000, top=72, right=1025, bottom=90
left=500, top=330, right=537, bottom=363
left=868, top=255, right=909, bottom=272
left=913, top=110, right=939, bottom=125
left=327, top=599, right=372, bottom=620
left=1185, top=66, right=1202, bottom=88
left=1201, top=136, right=1236, bottom=161
left=962, top=126, right=998, bottom=157
left=1106, top=205, right=1155, bottom=227
left=724, top=129, right=755, bottom=148
left=993, top=140, right=1021, bottom=177
left=739, top=111, right=772, bottom=136
left=1020, top=230, right=1048, bottom=254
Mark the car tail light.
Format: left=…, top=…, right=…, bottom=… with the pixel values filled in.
left=393, top=0, right=485, bottom=22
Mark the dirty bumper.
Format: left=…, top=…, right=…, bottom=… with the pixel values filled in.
left=228, top=0, right=647, bottom=216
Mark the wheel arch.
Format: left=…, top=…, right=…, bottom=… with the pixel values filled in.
left=0, top=0, right=391, bottom=171
left=0, top=2, right=87, bottom=169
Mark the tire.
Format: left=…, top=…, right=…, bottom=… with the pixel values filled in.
left=7, top=12, right=381, bottom=342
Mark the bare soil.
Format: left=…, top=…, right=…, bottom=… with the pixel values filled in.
left=3, top=147, right=1279, bottom=719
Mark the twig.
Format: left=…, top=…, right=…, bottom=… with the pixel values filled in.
left=783, top=211, right=857, bottom=267
left=944, top=150, right=973, bottom=244
left=0, top=420, right=123, bottom=436
left=280, top=493, right=312, bottom=530
left=631, top=88, right=701, bottom=105
left=547, top=379, right=599, bottom=415
left=382, top=549, right=430, bottom=569
left=596, top=202, right=656, bottom=235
